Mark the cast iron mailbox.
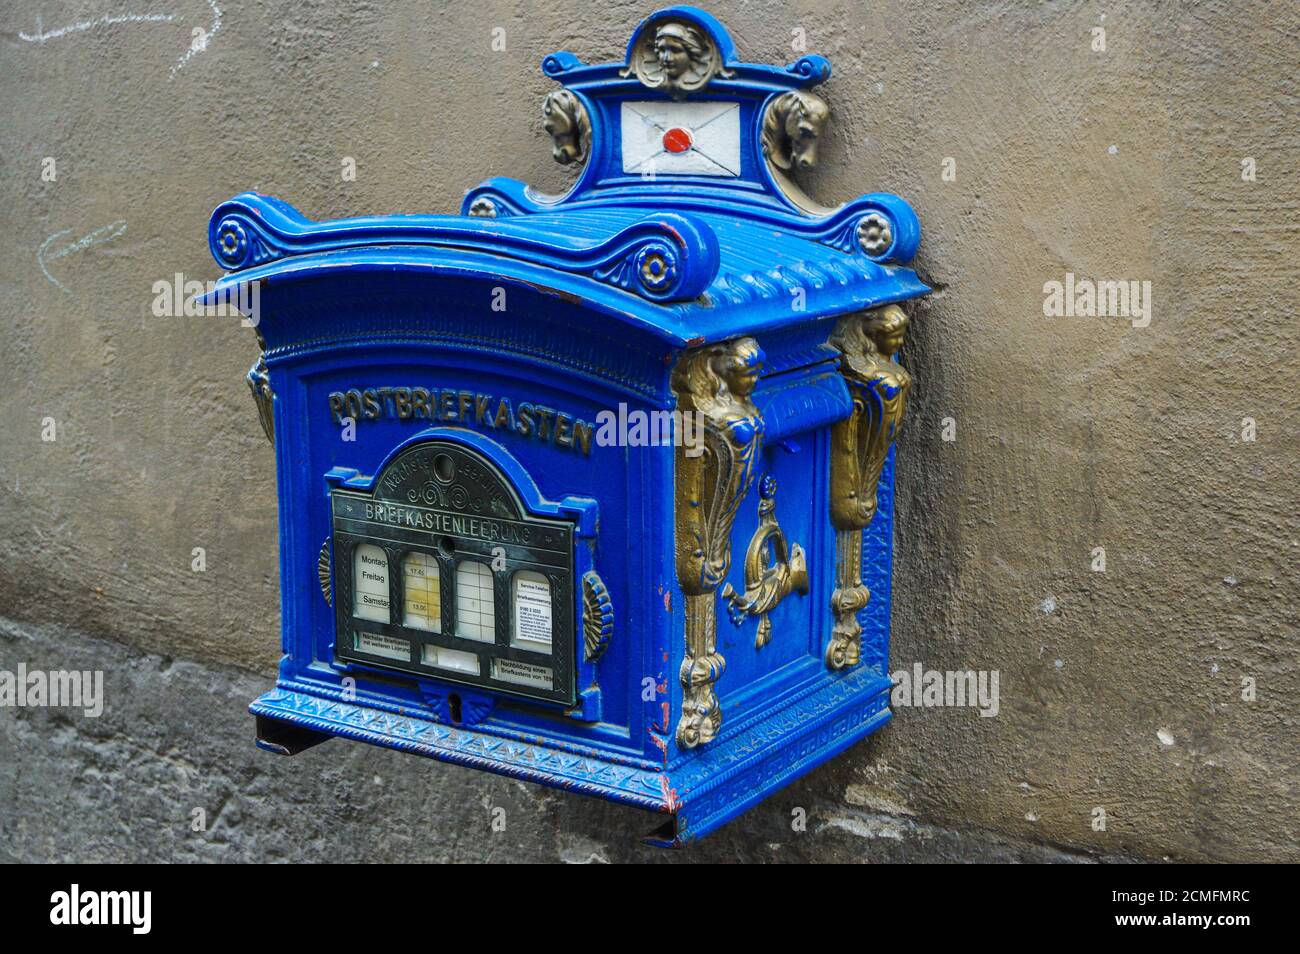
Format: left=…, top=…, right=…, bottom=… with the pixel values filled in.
left=205, top=6, right=928, bottom=845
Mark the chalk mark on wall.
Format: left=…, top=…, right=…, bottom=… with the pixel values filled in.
left=17, top=3, right=220, bottom=80
left=38, top=221, right=128, bottom=295
left=18, top=12, right=176, bottom=44
left=170, top=0, right=220, bottom=79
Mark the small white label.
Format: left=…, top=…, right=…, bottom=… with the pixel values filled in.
left=492, top=658, right=554, bottom=690
left=357, top=631, right=408, bottom=661
left=421, top=644, right=480, bottom=675
left=455, top=561, right=496, bottom=642
left=353, top=544, right=390, bottom=623
left=513, top=574, right=552, bottom=648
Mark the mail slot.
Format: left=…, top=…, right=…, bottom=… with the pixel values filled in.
left=205, top=5, right=929, bottom=845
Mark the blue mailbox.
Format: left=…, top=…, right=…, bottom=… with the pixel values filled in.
left=205, top=6, right=928, bottom=845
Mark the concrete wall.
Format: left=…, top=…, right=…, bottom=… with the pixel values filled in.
left=1, top=0, right=1295, bottom=862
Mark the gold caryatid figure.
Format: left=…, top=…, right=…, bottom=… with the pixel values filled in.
left=672, top=337, right=764, bottom=748
left=827, top=305, right=911, bottom=669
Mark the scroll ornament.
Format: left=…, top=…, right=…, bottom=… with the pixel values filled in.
left=827, top=305, right=911, bottom=669
left=672, top=337, right=765, bottom=748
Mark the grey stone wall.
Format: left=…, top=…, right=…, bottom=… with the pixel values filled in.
left=1, top=0, right=1296, bottom=861
left=2, top=615, right=1126, bottom=862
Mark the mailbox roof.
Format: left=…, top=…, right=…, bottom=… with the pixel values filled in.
left=205, top=192, right=928, bottom=348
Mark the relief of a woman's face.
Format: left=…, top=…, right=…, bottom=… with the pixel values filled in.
left=868, top=313, right=907, bottom=355
left=654, top=35, right=691, bottom=77
left=722, top=348, right=762, bottom=396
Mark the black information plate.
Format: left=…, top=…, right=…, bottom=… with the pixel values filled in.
left=330, top=440, right=576, bottom=706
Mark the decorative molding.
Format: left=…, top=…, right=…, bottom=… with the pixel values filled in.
left=722, top=474, right=809, bottom=648
left=252, top=687, right=668, bottom=807
left=671, top=337, right=765, bottom=747
left=827, top=529, right=870, bottom=669
left=459, top=181, right=921, bottom=267
left=317, top=537, right=332, bottom=606
left=582, top=570, right=614, bottom=662
left=856, top=213, right=892, bottom=257
left=826, top=304, right=911, bottom=669
left=208, top=193, right=720, bottom=303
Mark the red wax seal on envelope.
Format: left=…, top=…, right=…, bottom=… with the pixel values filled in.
left=662, top=127, right=694, bottom=154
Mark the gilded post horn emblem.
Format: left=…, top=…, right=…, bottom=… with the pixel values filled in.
left=722, top=474, right=809, bottom=649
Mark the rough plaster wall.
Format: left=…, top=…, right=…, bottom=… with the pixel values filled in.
left=0, top=0, right=1295, bottom=861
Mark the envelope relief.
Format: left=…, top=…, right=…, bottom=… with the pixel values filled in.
left=620, top=101, right=741, bottom=177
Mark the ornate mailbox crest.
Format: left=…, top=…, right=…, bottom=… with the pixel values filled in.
left=206, top=6, right=928, bottom=846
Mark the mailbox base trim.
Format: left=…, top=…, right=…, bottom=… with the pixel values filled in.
left=249, top=686, right=669, bottom=812
left=249, top=667, right=892, bottom=845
